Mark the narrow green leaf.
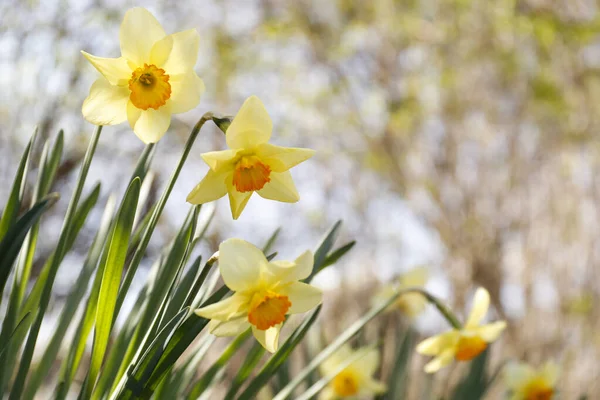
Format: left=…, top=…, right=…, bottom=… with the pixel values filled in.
left=0, top=129, right=36, bottom=241
left=0, top=311, right=32, bottom=359
left=40, top=129, right=64, bottom=196
left=317, top=240, right=355, bottom=272
left=222, top=337, right=266, bottom=399
left=451, top=348, right=489, bottom=400
left=306, top=220, right=342, bottom=282
left=381, top=329, right=415, bottom=400
left=85, top=177, right=141, bottom=398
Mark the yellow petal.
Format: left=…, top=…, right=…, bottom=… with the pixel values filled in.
left=319, top=344, right=354, bottom=375
left=149, top=34, right=173, bottom=67
left=186, top=169, right=229, bottom=205
left=503, top=362, right=535, bottom=390
left=82, top=78, right=129, bottom=125
left=194, top=293, right=248, bottom=320
left=361, top=378, right=387, bottom=395
left=280, top=282, right=322, bottom=314
left=416, top=331, right=458, bottom=356
left=227, top=187, right=253, bottom=220
left=357, top=348, right=380, bottom=376
left=540, top=361, right=559, bottom=386
left=317, top=387, right=337, bottom=400
left=252, top=324, right=281, bottom=353
left=226, top=96, right=272, bottom=149
left=81, top=52, right=131, bottom=86
left=201, top=149, right=238, bottom=172
left=474, top=321, right=506, bottom=342
left=161, top=29, right=200, bottom=74
left=257, top=171, right=299, bottom=203
left=465, top=287, right=490, bottom=328
left=399, top=266, right=429, bottom=287
left=169, top=71, right=205, bottom=114
left=120, top=7, right=166, bottom=66
left=424, top=348, right=455, bottom=373
left=256, top=143, right=315, bottom=173
left=208, top=317, right=251, bottom=337
left=218, top=238, right=265, bottom=292
left=265, top=250, right=314, bottom=284
left=127, top=103, right=172, bottom=144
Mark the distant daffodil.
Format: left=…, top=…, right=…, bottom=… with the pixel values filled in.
left=81, top=7, right=205, bottom=143
left=318, top=345, right=386, bottom=399
left=503, top=361, right=558, bottom=400
left=372, top=267, right=429, bottom=317
left=194, top=238, right=322, bottom=352
left=416, top=287, right=507, bottom=373
left=186, top=96, right=314, bottom=219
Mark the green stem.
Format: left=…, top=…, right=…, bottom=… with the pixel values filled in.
left=405, top=287, right=463, bottom=330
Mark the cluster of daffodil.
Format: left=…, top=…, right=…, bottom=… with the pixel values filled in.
left=75, top=7, right=561, bottom=399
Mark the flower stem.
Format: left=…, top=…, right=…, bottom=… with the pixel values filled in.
left=404, top=287, right=463, bottom=329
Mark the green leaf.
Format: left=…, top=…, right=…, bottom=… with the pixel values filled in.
left=381, top=329, right=416, bottom=400
left=317, top=240, right=355, bottom=272
left=0, top=129, right=36, bottom=241
left=451, top=348, right=490, bottom=400
left=85, top=177, right=141, bottom=398
left=306, top=220, right=343, bottom=282
left=0, top=311, right=32, bottom=359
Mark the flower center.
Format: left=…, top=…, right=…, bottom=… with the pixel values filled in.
left=247, top=290, right=291, bottom=330
left=332, top=370, right=359, bottom=397
left=524, top=380, right=554, bottom=400
left=232, top=156, right=271, bottom=193
left=128, top=64, right=171, bottom=110
left=455, top=335, right=488, bottom=361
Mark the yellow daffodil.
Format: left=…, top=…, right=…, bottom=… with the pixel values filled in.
left=318, top=345, right=386, bottom=399
left=186, top=96, right=314, bottom=219
left=372, top=267, right=429, bottom=317
left=194, top=238, right=322, bottom=352
left=81, top=7, right=205, bottom=143
left=416, top=287, right=506, bottom=373
left=504, top=361, right=559, bottom=400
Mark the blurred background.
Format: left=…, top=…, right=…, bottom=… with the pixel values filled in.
left=2, top=0, right=600, bottom=398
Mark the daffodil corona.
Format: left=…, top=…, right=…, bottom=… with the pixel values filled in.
left=194, top=238, right=322, bottom=352
left=81, top=7, right=205, bottom=143
left=504, top=361, right=558, bottom=400
left=318, top=345, right=386, bottom=399
left=416, top=287, right=507, bottom=373
left=186, top=96, right=314, bottom=219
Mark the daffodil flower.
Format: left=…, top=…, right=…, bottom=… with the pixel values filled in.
left=194, top=238, right=322, bottom=352
left=318, top=345, right=386, bottom=399
left=372, top=267, right=429, bottom=317
left=186, top=96, right=314, bottom=219
left=81, top=7, right=205, bottom=143
left=416, top=287, right=507, bottom=373
left=504, top=361, right=558, bottom=400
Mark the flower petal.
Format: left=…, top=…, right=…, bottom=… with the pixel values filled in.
left=361, top=378, right=387, bottom=395
left=265, top=250, right=314, bottom=284
left=356, top=348, right=381, bottom=376
left=399, top=267, right=429, bottom=287
left=128, top=104, right=172, bottom=144
left=465, top=287, right=490, bottom=328
left=208, top=317, right=251, bottom=337
left=201, top=149, right=238, bottom=172
left=81, top=52, right=131, bottom=86
left=149, top=34, right=173, bottom=67
left=227, top=187, right=253, bottom=220
left=474, top=321, right=506, bottom=342
left=169, top=71, right=205, bottom=114
left=257, top=143, right=315, bottom=173
left=257, top=171, right=299, bottom=203
left=194, top=293, right=248, bottom=320
left=280, top=282, right=322, bottom=314
left=226, top=96, right=272, bottom=149
left=186, top=169, right=229, bottom=205
left=423, top=348, right=455, bottom=373
left=252, top=324, right=281, bottom=353
left=503, top=362, right=535, bottom=391
left=319, top=345, right=354, bottom=375
left=317, top=387, right=337, bottom=400
left=416, top=331, right=458, bottom=356
left=160, top=29, right=200, bottom=74
left=120, top=7, right=166, bottom=66
left=541, top=361, right=559, bottom=386
left=82, top=78, right=129, bottom=125
left=218, top=238, right=266, bottom=292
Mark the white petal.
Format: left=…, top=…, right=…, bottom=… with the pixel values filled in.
left=186, top=169, right=229, bottom=205
left=82, top=78, right=129, bottom=125
left=120, top=7, right=166, bottom=66
left=423, top=348, right=455, bottom=373
left=161, top=29, right=200, bottom=74
left=256, top=143, right=315, bottom=173
left=81, top=52, right=131, bottom=86
left=194, top=293, right=248, bottom=320
left=252, top=324, right=281, bottom=353
left=226, top=96, right=272, bottom=149
left=257, top=171, right=299, bottom=203
left=128, top=104, right=172, bottom=144
left=227, top=187, right=253, bottom=220
left=280, top=282, right=322, bottom=314
left=169, top=71, right=205, bottom=114
left=218, top=238, right=266, bottom=292
left=465, top=287, right=490, bottom=328
left=208, top=317, right=251, bottom=337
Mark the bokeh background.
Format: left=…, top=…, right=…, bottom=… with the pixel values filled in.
left=2, top=0, right=600, bottom=398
